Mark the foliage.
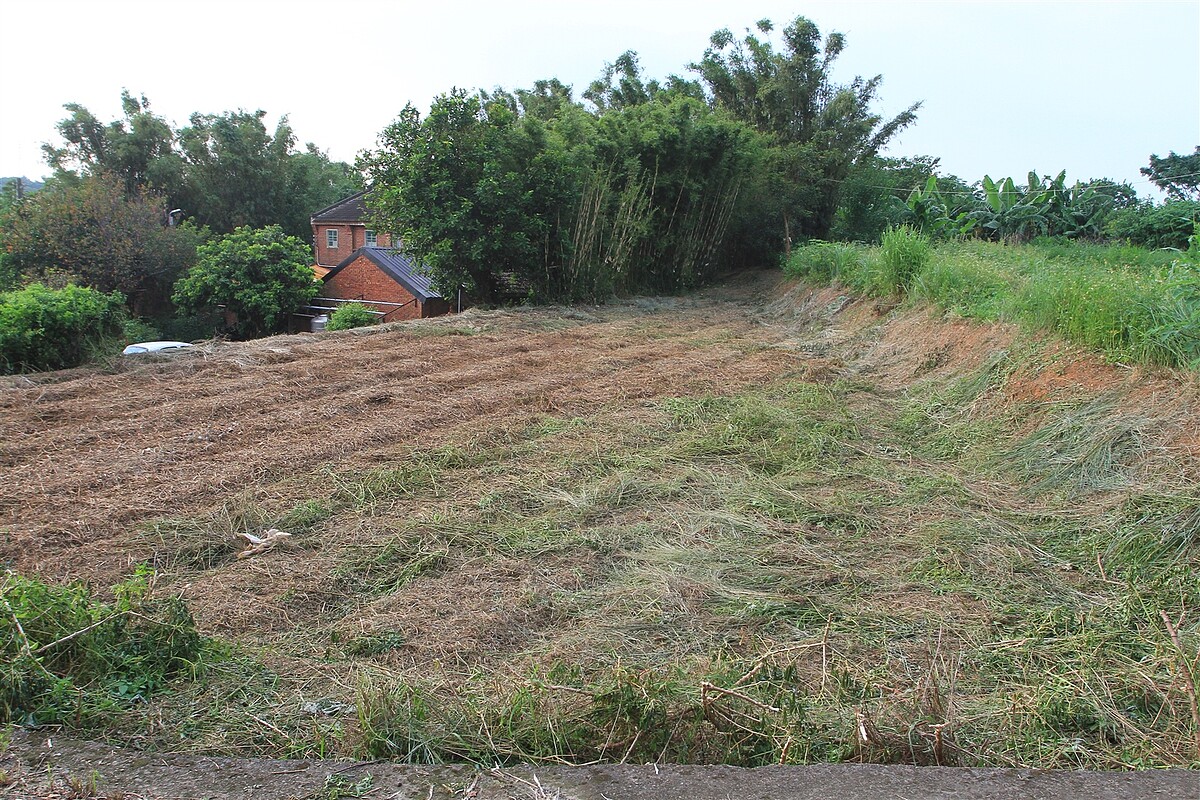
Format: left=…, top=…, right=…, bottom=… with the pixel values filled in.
left=360, top=16, right=920, bottom=301
left=361, top=91, right=584, bottom=304
left=830, top=156, right=952, bottom=243
left=325, top=302, right=379, bottom=331
left=1106, top=199, right=1200, bottom=250
left=0, top=566, right=203, bottom=725
left=176, top=112, right=358, bottom=238
left=361, top=85, right=762, bottom=303
left=0, top=283, right=127, bottom=374
left=1, top=173, right=201, bottom=312
left=904, top=171, right=1139, bottom=244
left=1141, top=146, right=1200, bottom=201
left=172, top=225, right=317, bottom=339
left=43, top=90, right=183, bottom=196
left=691, top=17, right=920, bottom=240
left=43, top=94, right=359, bottom=239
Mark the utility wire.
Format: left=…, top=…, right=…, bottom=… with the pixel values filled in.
left=823, top=169, right=1200, bottom=198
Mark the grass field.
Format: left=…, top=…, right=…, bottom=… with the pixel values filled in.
left=2, top=271, right=1198, bottom=770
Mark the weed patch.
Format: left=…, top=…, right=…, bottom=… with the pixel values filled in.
left=0, top=567, right=203, bottom=726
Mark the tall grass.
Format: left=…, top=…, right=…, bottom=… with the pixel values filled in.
left=785, top=237, right=1200, bottom=369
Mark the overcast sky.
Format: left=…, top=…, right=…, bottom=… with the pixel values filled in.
left=2, top=0, right=1197, bottom=197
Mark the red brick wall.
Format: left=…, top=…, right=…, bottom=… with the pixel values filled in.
left=323, top=255, right=424, bottom=321
left=314, top=223, right=352, bottom=266
left=313, top=225, right=393, bottom=266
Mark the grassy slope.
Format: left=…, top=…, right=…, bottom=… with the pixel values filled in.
left=786, top=237, right=1200, bottom=369
left=108, top=285, right=1198, bottom=770
left=4, top=266, right=1199, bottom=769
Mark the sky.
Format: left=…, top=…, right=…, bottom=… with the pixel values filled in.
left=2, top=0, right=1197, bottom=198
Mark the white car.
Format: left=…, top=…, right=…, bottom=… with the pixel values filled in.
left=121, top=341, right=195, bottom=356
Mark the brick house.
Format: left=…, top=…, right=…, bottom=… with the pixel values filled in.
left=322, top=248, right=449, bottom=321
left=308, top=192, right=450, bottom=324
left=311, top=192, right=392, bottom=273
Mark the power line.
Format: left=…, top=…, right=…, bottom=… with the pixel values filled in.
left=826, top=169, right=1200, bottom=199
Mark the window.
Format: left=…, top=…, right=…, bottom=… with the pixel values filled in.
left=365, top=230, right=378, bottom=247
left=326, top=229, right=339, bottom=249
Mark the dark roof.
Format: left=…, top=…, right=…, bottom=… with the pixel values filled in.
left=311, top=191, right=367, bottom=224
left=326, top=247, right=442, bottom=301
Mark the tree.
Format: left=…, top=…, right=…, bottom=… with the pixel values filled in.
left=172, top=225, right=316, bottom=339
left=690, top=17, right=920, bottom=239
left=43, top=94, right=359, bottom=239
left=2, top=173, right=200, bottom=313
left=1142, top=147, right=1200, bottom=201
left=831, top=155, right=943, bottom=242
left=361, top=91, right=586, bottom=304
left=176, top=110, right=295, bottom=235
left=43, top=90, right=184, bottom=196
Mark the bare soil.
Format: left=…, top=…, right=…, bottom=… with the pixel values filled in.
left=3, top=729, right=1196, bottom=800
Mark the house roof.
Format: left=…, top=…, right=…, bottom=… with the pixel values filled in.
left=326, top=247, right=442, bottom=301
left=311, top=191, right=367, bottom=224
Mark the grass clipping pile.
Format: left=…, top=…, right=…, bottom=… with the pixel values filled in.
left=1, top=276, right=1199, bottom=770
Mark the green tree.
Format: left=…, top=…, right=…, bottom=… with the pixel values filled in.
left=690, top=17, right=920, bottom=239
left=176, top=110, right=295, bottom=235
left=830, top=156, right=945, bottom=242
left=1141, top=146, right=1200, bottom=201
left=362, top=91, right=587, bottom=304
left=173, top=225, right=316, bottom=339
left=43, top=90, right=184, bottom=196
left=43, top=94, right=359, bottom=239
left=361, top=82, right=766, bottom=303
left=2, top=173, right=200, bottom=313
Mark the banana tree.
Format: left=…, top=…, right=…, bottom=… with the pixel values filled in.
left=904, top=175, right=973, bottom=238
left=963, top=173, right=1053, bottom=242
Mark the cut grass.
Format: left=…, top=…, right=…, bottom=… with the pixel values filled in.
left=122, top=358, right=1198, bottom=768
left=50, top=290, right=1199, bottom=770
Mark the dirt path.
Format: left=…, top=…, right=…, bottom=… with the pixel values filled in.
left=3, top=730, right=1196, bottom=800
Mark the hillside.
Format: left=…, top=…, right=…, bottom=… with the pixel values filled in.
left=0, top=176, right=42, bottom=192
left=2, top=270, right=1199, bottom=784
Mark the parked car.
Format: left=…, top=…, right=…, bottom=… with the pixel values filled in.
left=122, top=341, right=195, bottom=356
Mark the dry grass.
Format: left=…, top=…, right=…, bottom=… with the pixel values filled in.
left=2, top=272, right=1199, bottom=769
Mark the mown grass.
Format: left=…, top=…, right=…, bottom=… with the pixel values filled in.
left=785, top=236, right=1200, bottom=369
left=112, top=354, right=1200, bottom=770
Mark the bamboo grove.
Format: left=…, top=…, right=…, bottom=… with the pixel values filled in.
left=358, top=17, right=921, bottom=304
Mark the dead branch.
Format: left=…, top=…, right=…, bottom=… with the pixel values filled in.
left=701, top=681, right=780, bottom=714
left=1159, top=609, right=1200, bottom=759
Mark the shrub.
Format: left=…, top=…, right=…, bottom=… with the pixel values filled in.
left=1106, top=200, right=1200, bottom=250
left=326, top=303, right=380, bottom=332
left=121, top=317, right=162, bottom=345
left=173, top=225, right=317, bottom=339
left=0, top=566, right=203, bottom=725
left=0, top=283, right=127, bottom=374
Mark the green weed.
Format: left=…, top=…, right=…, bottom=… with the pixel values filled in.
left=0, top=566, right=203, bottom=725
